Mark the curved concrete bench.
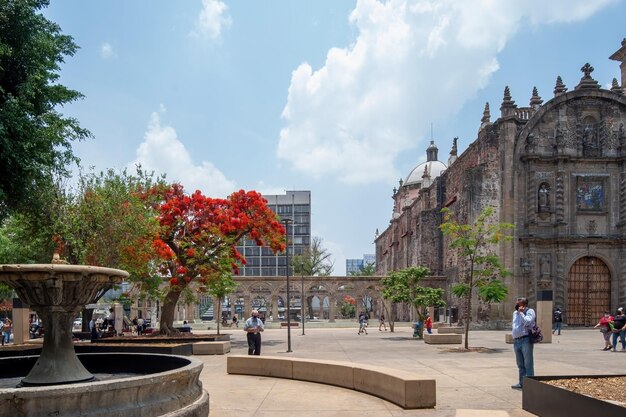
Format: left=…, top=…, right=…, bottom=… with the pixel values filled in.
left=227, top=355, right=435, bottom=409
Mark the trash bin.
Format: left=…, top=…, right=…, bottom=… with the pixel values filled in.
left=413, top=321, right=423, bottom=338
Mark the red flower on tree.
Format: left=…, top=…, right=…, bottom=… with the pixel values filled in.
left=144, top=184, right=286, bottom=334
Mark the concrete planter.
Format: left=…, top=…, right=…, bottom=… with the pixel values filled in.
left=523, top=375, right=626, bottom=417
left=0, top=353, right=209, bottom=417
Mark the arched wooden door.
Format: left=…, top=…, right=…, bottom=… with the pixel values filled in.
left=567, top=256, right=611, bottom=326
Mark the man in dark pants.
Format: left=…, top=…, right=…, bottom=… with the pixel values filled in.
left=244, top=309, right=264, bottom=355
left=511, top=297, right=536, bottom=389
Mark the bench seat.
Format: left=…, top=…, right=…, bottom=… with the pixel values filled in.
left=227, top=355, right=435, bottom=409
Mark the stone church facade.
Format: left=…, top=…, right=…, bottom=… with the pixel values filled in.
left=376, top=39, right=626, bottom=326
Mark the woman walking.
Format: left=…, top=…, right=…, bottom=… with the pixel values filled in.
left=594, top=311, right=614, bottom=351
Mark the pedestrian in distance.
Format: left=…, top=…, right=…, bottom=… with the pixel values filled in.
left=424, top=313, right=433, bottom=334
left=511, top=297, right=536, bottom=390
left=378, top=313, right=387, bottom=331
left=552, top=307, right=563, bottom=335
left=593, top=311, right=614, bottom=351
left=611, top=307, right=626, bottom=352
left=357, top=312, right=368, bottom=335
left=244, top=309, right=264, bottom=355
left=1, top=318, right=12, bottom=346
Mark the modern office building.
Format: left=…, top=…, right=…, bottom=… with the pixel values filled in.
left=346, top=254, right=376, bottom=275
left=236, top=190, right=311, bottom=276
left=345, top=259, right=364, bottom=275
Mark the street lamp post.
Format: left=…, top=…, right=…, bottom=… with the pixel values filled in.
left=301, top=274, right=305, bottom=336
left=283, top=218, right=293, bottom=353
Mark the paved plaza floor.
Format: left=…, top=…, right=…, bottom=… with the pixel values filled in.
left=197, top=325, right=621, bottom=416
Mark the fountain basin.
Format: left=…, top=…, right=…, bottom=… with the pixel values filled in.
left=0, top=353, right=209, bottom=417
left=0, top=264, right=128, bottom=385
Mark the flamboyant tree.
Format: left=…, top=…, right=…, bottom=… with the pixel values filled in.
left=146, top=184, right=285, bottom=334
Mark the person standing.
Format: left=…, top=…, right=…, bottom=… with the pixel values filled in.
left=2, top=318, right=12, bottom=346
left=593, top=311, right=614, bottom=351
left=378, top=313, right=387, bottom=331
left=511, top=297, right=536, bottom=389
left=611, top=307, right=626, bottom=352
left=552, top=307, right=563, bottom=335
left=244, top=309, right=264, bottom=355
left=137, top=317, right=144, bottom=335
left=424, top=313, right=433, bottom=334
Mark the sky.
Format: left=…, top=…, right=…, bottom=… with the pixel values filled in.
left=44, top=0, right=625, bottom=275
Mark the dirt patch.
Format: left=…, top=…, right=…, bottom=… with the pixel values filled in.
left=544, top=376, right=626, bottom=407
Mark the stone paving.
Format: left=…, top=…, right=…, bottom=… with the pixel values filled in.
left=196, top=325, right=621, bottom=416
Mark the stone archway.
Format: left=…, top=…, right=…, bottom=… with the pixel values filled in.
left=567, top=256, right=611, bottom=326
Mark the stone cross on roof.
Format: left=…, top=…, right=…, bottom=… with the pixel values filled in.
left=581, top=63, right=594, bottom=77
left=575, top=63, right=599, bottom=90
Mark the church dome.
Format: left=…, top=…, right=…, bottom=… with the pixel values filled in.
left=404, top=140, right=447, bottom=186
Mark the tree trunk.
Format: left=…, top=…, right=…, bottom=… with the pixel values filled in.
left=464, top=286, right=472, bottom=349
left=383, top=301, right=394, bottom=333
left=159, top=287, right=182, bottom=335
left=216, top=298, right=221, bottom=335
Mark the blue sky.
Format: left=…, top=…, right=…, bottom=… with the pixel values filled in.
left=45, top=0, right=625, bottom=275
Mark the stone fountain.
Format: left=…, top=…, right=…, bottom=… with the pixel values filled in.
left=0, top=264, right=209, bottom=417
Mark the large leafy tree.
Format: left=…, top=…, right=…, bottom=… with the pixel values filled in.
left=381, top=266, right=445, bottom=334
left=440, top=207, right=513, bottom=349
left=145, top=184, right=285, bottom=334
left=0, top=0, right=90, bottom=220
left=0, top=168, right=163, bottom=330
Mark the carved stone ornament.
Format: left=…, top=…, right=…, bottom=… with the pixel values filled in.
left=586, top=220, right=598, bottom=235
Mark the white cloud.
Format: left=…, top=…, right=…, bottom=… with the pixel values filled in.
left=101, top=42, right=114, bottom=59
left=253, top=181, right=288, bottom=196
left=130, top=110, right=236, bottom=197
left=278, top=0, right=612, bottom=184
left=192, top=0, right=232, bottom=41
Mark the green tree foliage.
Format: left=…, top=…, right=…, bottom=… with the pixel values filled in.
left=440, top=207, right=513, bottom=349
left=0, top=168, right=165, bottom=285
left=339, top=295, right=356, bottom=319
left=291, top=236, right=334, bottom=276
left=380, top=266, right=445, bottom=333
left=205, top=266, right=238, bottom=335
left=0, top=0, right=90, bottom=220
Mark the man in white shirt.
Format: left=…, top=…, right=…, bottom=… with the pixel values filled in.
left=244, top=309, right=264, bottom=355
left=511, top=297, right=536, bottom=389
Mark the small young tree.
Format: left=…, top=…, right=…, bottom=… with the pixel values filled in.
left=380, top=266, right=445, bottom=334
left=292, top=236, right=333, bottom=319
left=440, top=207, right=513, bottom=349
left=205, top=267, right=238, bottom=335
